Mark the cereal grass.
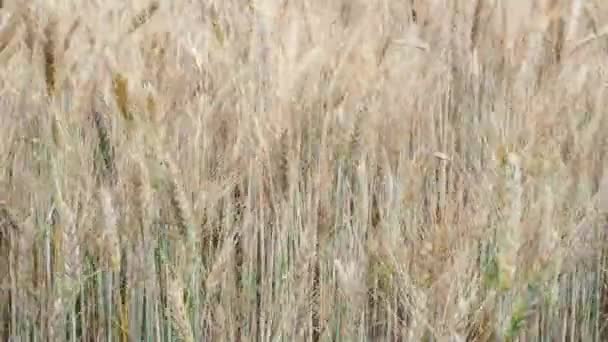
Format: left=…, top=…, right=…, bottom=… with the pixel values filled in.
left=2, top=0, right=608, bottom=341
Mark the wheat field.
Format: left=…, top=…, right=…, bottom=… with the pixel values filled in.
left=1, top=0, right=608, bottom=341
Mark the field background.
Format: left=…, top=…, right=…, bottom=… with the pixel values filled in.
left=2, top=0, right=608, bottom=340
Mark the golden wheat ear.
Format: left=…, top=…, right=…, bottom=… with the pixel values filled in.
left=128, top=1, right=159, bottom=35
left=93, top=109, right=116, bottom=183
left=43, top=18, right=57, bottom=98
left=112, top=72, right=132, bottom=121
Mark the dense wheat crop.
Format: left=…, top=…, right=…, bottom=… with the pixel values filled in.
left=2, top=0, right=608, bottom=340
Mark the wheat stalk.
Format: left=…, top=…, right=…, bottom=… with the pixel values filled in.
left=0, top=204, right=18, bottom=341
